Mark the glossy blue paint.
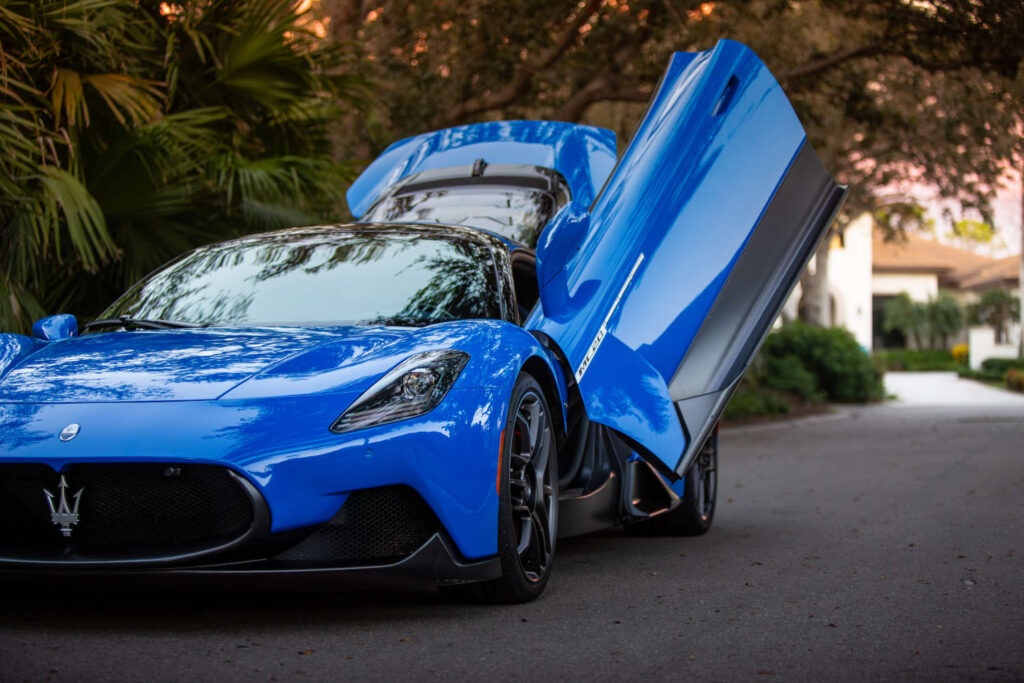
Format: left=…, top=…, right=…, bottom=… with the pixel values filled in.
left=0, top=320, right=564, bottom=559
left=31, top=314, right=78, bottom=341
left=527, top=40, right=807, bottom=470
left=345, top=120, right=617, bottom=218
left=536, top=201, right=590, bottom=291
left=3, top=327, right=357, bottom=403
left=0, top=334, right=46, bottom=383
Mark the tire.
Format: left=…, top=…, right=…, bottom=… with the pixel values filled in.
left=441, top=372, right=558, bottom=603
left=627, top=426, right=718, bottom=536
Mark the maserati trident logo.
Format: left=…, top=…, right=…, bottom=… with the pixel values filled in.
left=59, top=423, right=80, bottom=442
left=44, top=475, right=84, bottom=538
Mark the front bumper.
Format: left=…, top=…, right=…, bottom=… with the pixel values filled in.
left=0, top=386, right=509, bottom=562
left=0, top=468, right=501, bottom=582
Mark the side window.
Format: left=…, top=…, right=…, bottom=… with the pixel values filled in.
left=510, top=251, right=539, bottom=323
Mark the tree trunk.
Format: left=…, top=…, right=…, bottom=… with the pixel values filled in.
left=799, top=230, right=832, bottom=327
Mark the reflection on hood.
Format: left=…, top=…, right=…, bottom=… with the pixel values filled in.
left=0, top=327, right=405, bottom=404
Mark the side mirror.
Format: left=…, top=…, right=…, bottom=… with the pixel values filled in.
left=32, top=314, right=78, bottom=341
left=536, top=201, right=591, bottom=318
left=537, top=202, right=590, bottom=287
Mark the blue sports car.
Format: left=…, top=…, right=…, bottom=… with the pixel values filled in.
left=0, top=41, right=845, bottom=602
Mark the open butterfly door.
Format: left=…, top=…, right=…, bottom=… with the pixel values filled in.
left=528, top=40, right=847, bottom=478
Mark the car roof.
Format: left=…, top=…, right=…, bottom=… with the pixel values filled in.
left=207, top=222, right=519, bottom=253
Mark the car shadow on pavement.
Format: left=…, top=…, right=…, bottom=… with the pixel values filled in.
left=0, top=523, right=766, bottom=634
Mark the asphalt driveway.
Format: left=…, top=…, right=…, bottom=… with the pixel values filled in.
left=2, top=395, right=1022, bottom=682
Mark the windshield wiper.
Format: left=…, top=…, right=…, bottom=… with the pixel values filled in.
left=84, top=316, right=206, bottom=332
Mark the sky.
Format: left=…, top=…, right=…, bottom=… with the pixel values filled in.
left=912, top=169, right=1022, bottom=259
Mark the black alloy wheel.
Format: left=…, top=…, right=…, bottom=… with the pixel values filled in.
left=625, top=426, right=718, bottom=536
left=507, top=389, right=557, bottom=583
left=441, top=372, right=558, bottom=603
left=691, top=432, right=717, bottom=526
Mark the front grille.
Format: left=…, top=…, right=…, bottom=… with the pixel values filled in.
left=0, top=463, right=254, bottom=562
left=276, top=485, right=439, bottom=566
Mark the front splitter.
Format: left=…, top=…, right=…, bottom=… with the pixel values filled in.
left=0, top=534, right=502, bottom=589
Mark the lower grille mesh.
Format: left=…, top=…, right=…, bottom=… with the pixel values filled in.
left=0, top=463, right=254, bottom=561
left=276, top=485, right=439, bottom=566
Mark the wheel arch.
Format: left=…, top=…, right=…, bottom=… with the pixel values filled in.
left=521, top=354, right=568, bottom=448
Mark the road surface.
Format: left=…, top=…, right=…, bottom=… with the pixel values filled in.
left=2, top=378, right=1022, bottom=681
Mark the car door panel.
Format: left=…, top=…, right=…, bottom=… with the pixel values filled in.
left=574, top=332, right=686, bottom=464
left=528, top=39, right=846, bottom=477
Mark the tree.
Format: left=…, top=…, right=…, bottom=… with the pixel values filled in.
left=926, top=291, right=964, bottom=350
left=969, top=288, right=1021, bottom=345
left=319, top=0, right=1024, bottom=326
left=883, top=291, right=963, bottom=350
left=883, top=293, right=927, bottom=349
left=1019, top=165, right=1023, bottom=358
left=0, top=0, right=367, bottom=333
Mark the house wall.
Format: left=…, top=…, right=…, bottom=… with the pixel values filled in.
left=828, top=213, right=873, bottom=350
left=779, top=213, right=1010, bottom=354
left=968, top=324, right=1022, bottom=370
left=777, top=214, right=970, bottom=353
left=872, top=272, right=939, bottom=301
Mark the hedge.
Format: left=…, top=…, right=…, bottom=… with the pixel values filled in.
left=957, top=359, right=1024, bottom=385
left=760, top=323, right=884, bottom=403
left=981, top=358, right=1024, bottom=374
left=873, top=349, right=959, bottom=372
left=724, top=323, right=884, bottom=420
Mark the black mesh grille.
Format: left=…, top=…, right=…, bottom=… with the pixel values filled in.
left=276, top=485, right=439, bottom=566
left=0, top=463, right=254, bottom=561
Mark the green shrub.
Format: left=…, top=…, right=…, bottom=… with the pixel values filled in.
left=956, top=367, right=1005, bottom=383
left=980, top=358, right=1024, bottom=374
left=873, top=349, right=959, bottom=372
left=723, top=383, right=793, bottom=420
left=960, top=358, right=1024, bottom=386
left=760, top=353, right=823, bottom=401
left=724, top=324, right=883, bottom=420
left=762, top=323, right=884, bottom=402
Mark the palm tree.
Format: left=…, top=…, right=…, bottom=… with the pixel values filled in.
left=970, top=288, right=1021, bottom=345
left=0, top=0, right=367, bottom=333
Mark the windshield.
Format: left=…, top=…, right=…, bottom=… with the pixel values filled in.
left=362, top=186, right=557, bottom=247
left=99, top=228, right=504, bottom=327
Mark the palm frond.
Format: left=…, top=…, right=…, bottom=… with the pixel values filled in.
left=239, top=199, right=317, bottom=231
left=36, top=166, right=116, bottom=271
left=0, top=0, right=366, bottom=333
left=0, top=269, right=46, bottom=334
left=51, top=67, right=89, bottom=126
left=83, top=73, right=163, bottom=126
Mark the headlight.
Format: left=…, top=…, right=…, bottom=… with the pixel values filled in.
left=330, top=350, right=470, bottom=434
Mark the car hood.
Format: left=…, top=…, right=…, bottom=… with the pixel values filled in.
left=0, top=326, right=413, bottom=404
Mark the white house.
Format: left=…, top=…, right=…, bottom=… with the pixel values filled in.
left=783, top=213, right=1021, bottom=355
